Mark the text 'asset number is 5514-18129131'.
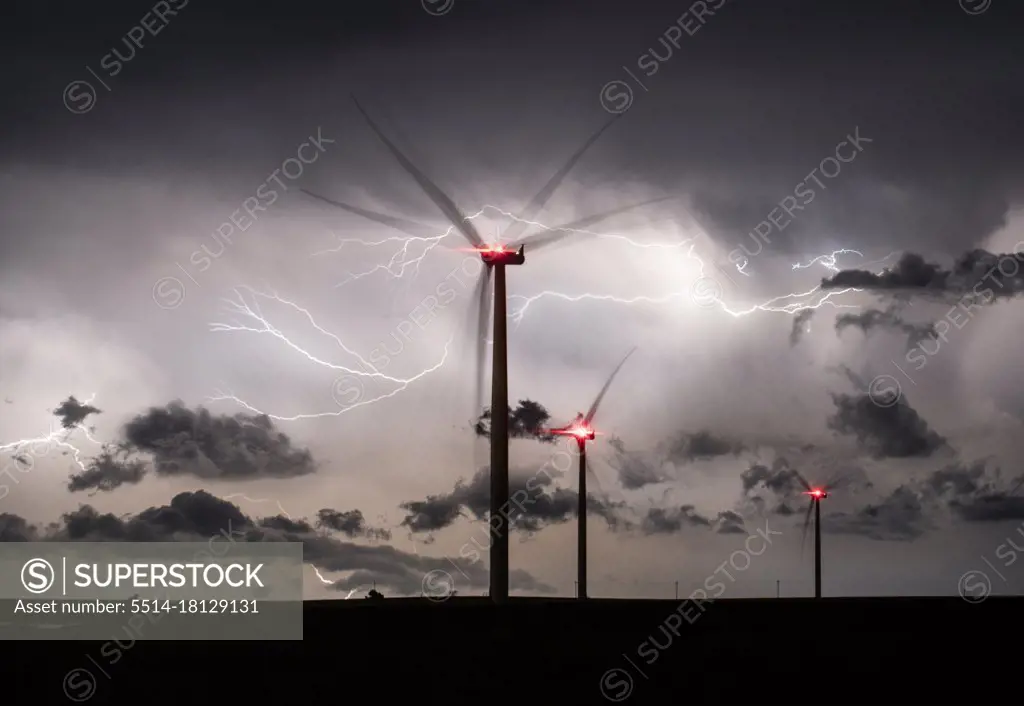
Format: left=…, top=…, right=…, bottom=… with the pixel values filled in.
left=130, top=598, right=259, bottom=614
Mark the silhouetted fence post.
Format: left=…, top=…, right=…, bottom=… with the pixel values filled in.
left=674, top=581, right=679, bottom=600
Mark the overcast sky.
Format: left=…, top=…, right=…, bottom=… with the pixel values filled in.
left=2, top=0, right=1024, bottom=600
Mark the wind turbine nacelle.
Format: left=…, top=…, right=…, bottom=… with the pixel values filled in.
left=480, top=245, right=525, bottom=265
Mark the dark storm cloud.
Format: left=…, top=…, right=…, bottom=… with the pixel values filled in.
left=607, top=437, right=666, bottom=489
left=0, top=490, right=552, bottom=595
left=739, top=459, right=927, bottom=540
left=316, top=508, right=392, bottom=541
left=8, top=0, right=1020, bottom=264
left=834, top=305, right=936, bottom=350
left=53, top=395, right=102, bottom=429
left=951, top=496, right=1024, bottom=523
left=924, top=459, right=993, bottom=497
left=121, top=401, right=316, bottom=479
left=922, top=460, right=1024, bottom=523
left=474, top=400, right=556, bottom=443
left=63, top=401, right=318, bottom=492
left=66, top=447, right=148, bottom=493
left=640, top=505, right=746, bottom=535
left=823, top=250, right=1024, bottom=303
left=822, top=252, right=949, bottom=292
left=741, top=460, right=805, bottom=500
left=398, top=464, right=626, bottom=534
left=664, top=430, right=744, bottom=464
left=0, top=513, right=37, bottom=541
left=823, top=486, right=930, bottom=541
left=827, top=392, right=947, bottom=459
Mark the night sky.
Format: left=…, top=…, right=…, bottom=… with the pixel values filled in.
left=2, top=0, right=1024, bottom=600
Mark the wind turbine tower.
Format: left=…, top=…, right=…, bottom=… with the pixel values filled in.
left=301, top=96, right=669, bottom=602
left=549, top=347, right=636, bottom=600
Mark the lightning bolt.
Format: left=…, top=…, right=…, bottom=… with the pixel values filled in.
left=313, top=228, right=453, bottom=286
left=508, top=244, right=869, bottom=324
left=791, top=249, right=901, bottom=274
left=223, top=493, right=342, bottom=590
left=207, top=286, right=452, bottom=421
left=791, top=249, right=864, bottom=272
left=313, top=204, right=897, bottom=325
left=226, top=495, right=413, bottom=598
left=314, top=205, right=691, bottom=288
left=0, top=394, right=103, bottom=473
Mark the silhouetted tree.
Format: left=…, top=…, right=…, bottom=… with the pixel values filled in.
left=367, top=589, right=384, bottom=600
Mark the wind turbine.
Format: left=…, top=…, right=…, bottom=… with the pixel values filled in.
left=302, top=96, right=670, bottom=602
left=548, top=347, right=636, bottom=600
left=793, top=470, right=834, bottom=599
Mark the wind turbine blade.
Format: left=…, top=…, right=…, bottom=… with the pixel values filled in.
left=300, top=189, right=440, bottom=239
left=351, top=96, right=485, bottom=248
left=468, top=267, right=492, bottom=477
left=792, top=470, right=812, bottom=492
left=509, top=196, right=676, bottom=252
left=584, top=347, right=637, bottom=425
left=474, top=266, right=493, bottom=419
left=800, top=500, right=814, bottom=555
left=500, top=115, right=622, bottom=243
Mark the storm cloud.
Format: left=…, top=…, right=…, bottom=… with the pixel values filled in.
left=827, top=392, right=947, bottom=459
left=398, top=464, right=627, bottom=534
left=0, top=490, right=553, bottom=596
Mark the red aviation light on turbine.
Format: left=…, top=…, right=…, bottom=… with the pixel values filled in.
left=804, top=488, right=828, bottom=499
left=549, top=415, right=597, bottom=444
left=473, top=244, right=525, bottom=265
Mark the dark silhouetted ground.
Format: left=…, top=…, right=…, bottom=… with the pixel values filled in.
left=10, top=597, right=1013, bottom=703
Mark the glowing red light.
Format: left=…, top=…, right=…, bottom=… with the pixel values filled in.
left=550, top=422, right=596, bottom=442
left=806, top=488, right=825, bottom=498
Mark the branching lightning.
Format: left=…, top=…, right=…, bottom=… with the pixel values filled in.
left=313, top=205, right=899, bottom=326
left=207, top=286, right=452, bottom=421
left=313, top=205, right=692, bottom=288
left=508, top=246, right=875, bottom=325
left=0, top=394, right=102, bottom=473
left=313, top=229, right=452, bottom=286
left=215, top=210, right=900, bottom=424
left=792, top=249, right=864, bottom=272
